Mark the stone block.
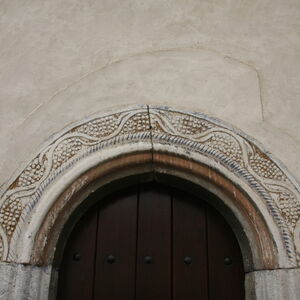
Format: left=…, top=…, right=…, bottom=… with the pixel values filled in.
left=246, top=269, right=300, bottom=300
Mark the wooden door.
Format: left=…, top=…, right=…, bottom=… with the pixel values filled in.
left=57, top=183, right=244, bottom=299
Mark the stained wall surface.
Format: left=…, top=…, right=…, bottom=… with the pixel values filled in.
left=0, top=0, right=299, bottom=193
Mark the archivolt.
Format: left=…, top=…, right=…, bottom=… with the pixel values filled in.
left=0, top=106, right=299, bottom=268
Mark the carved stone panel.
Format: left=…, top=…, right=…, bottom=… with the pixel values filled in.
left=0, top=107, right=299, bottom=267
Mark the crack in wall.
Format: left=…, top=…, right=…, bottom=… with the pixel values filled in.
left=17, top=44, right=265, bottom=128
left=146, top=105, right=154, bottom=167
left=224, top=55, right=265, bottom=121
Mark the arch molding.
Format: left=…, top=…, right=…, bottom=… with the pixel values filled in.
left=0, top=105, right=299, bottom=270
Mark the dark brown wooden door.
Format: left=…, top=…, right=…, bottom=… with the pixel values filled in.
left=57, top=183, right=244, bottom=300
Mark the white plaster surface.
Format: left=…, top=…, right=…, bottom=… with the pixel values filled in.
left=0, top=0, right=299, bottom=192
left=0, top=262, right=51, bottom=300
left=245, top=268, right=300, bottom=300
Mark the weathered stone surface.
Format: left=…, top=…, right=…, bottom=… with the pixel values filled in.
left=246, top=269, right=300, bottom=300
left=0, top=262, right=51, bottom=300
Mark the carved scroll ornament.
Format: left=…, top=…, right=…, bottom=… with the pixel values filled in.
left=0, top=107, right=299, bottom=266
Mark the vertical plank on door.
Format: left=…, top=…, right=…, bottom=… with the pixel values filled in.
left=93, top=187, right=138, bottom=300
left=173, top=190, right=209, bottom=300
left=207, top=205, right=245, bottom=300
left=136, top=183, right=171, bottom=300
left=57, top=205, right=98, bottom=300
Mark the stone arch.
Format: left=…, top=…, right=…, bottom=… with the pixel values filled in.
left=0, top=105, right=300, bottom=298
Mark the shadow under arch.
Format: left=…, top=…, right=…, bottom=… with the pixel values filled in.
left=52, top=170, right=255, bottom=274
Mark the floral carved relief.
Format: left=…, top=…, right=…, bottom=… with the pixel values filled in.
left=0, top=107, right=299, bottom=267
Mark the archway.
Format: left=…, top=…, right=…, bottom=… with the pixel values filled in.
left=0, top=106, right=299, bottom=299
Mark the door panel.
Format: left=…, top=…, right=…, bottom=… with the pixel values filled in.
left=135, top=183, right=171, bottom=300
left=57, top=183, right=245, bottom=300
left=57, top=206, right=98, bottom=300
left=93, top=188, right=138, bottom=300
left=207, top=205, right=245, bottom=300
left=173, top=190, right=208, bottom=300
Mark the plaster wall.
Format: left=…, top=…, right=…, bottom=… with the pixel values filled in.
left=0, top=0, right=299, bottom=195
left=0, top=1, right=299, bottom=298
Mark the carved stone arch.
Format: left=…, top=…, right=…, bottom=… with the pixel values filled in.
left=0, top=105, right=300, bottom=299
